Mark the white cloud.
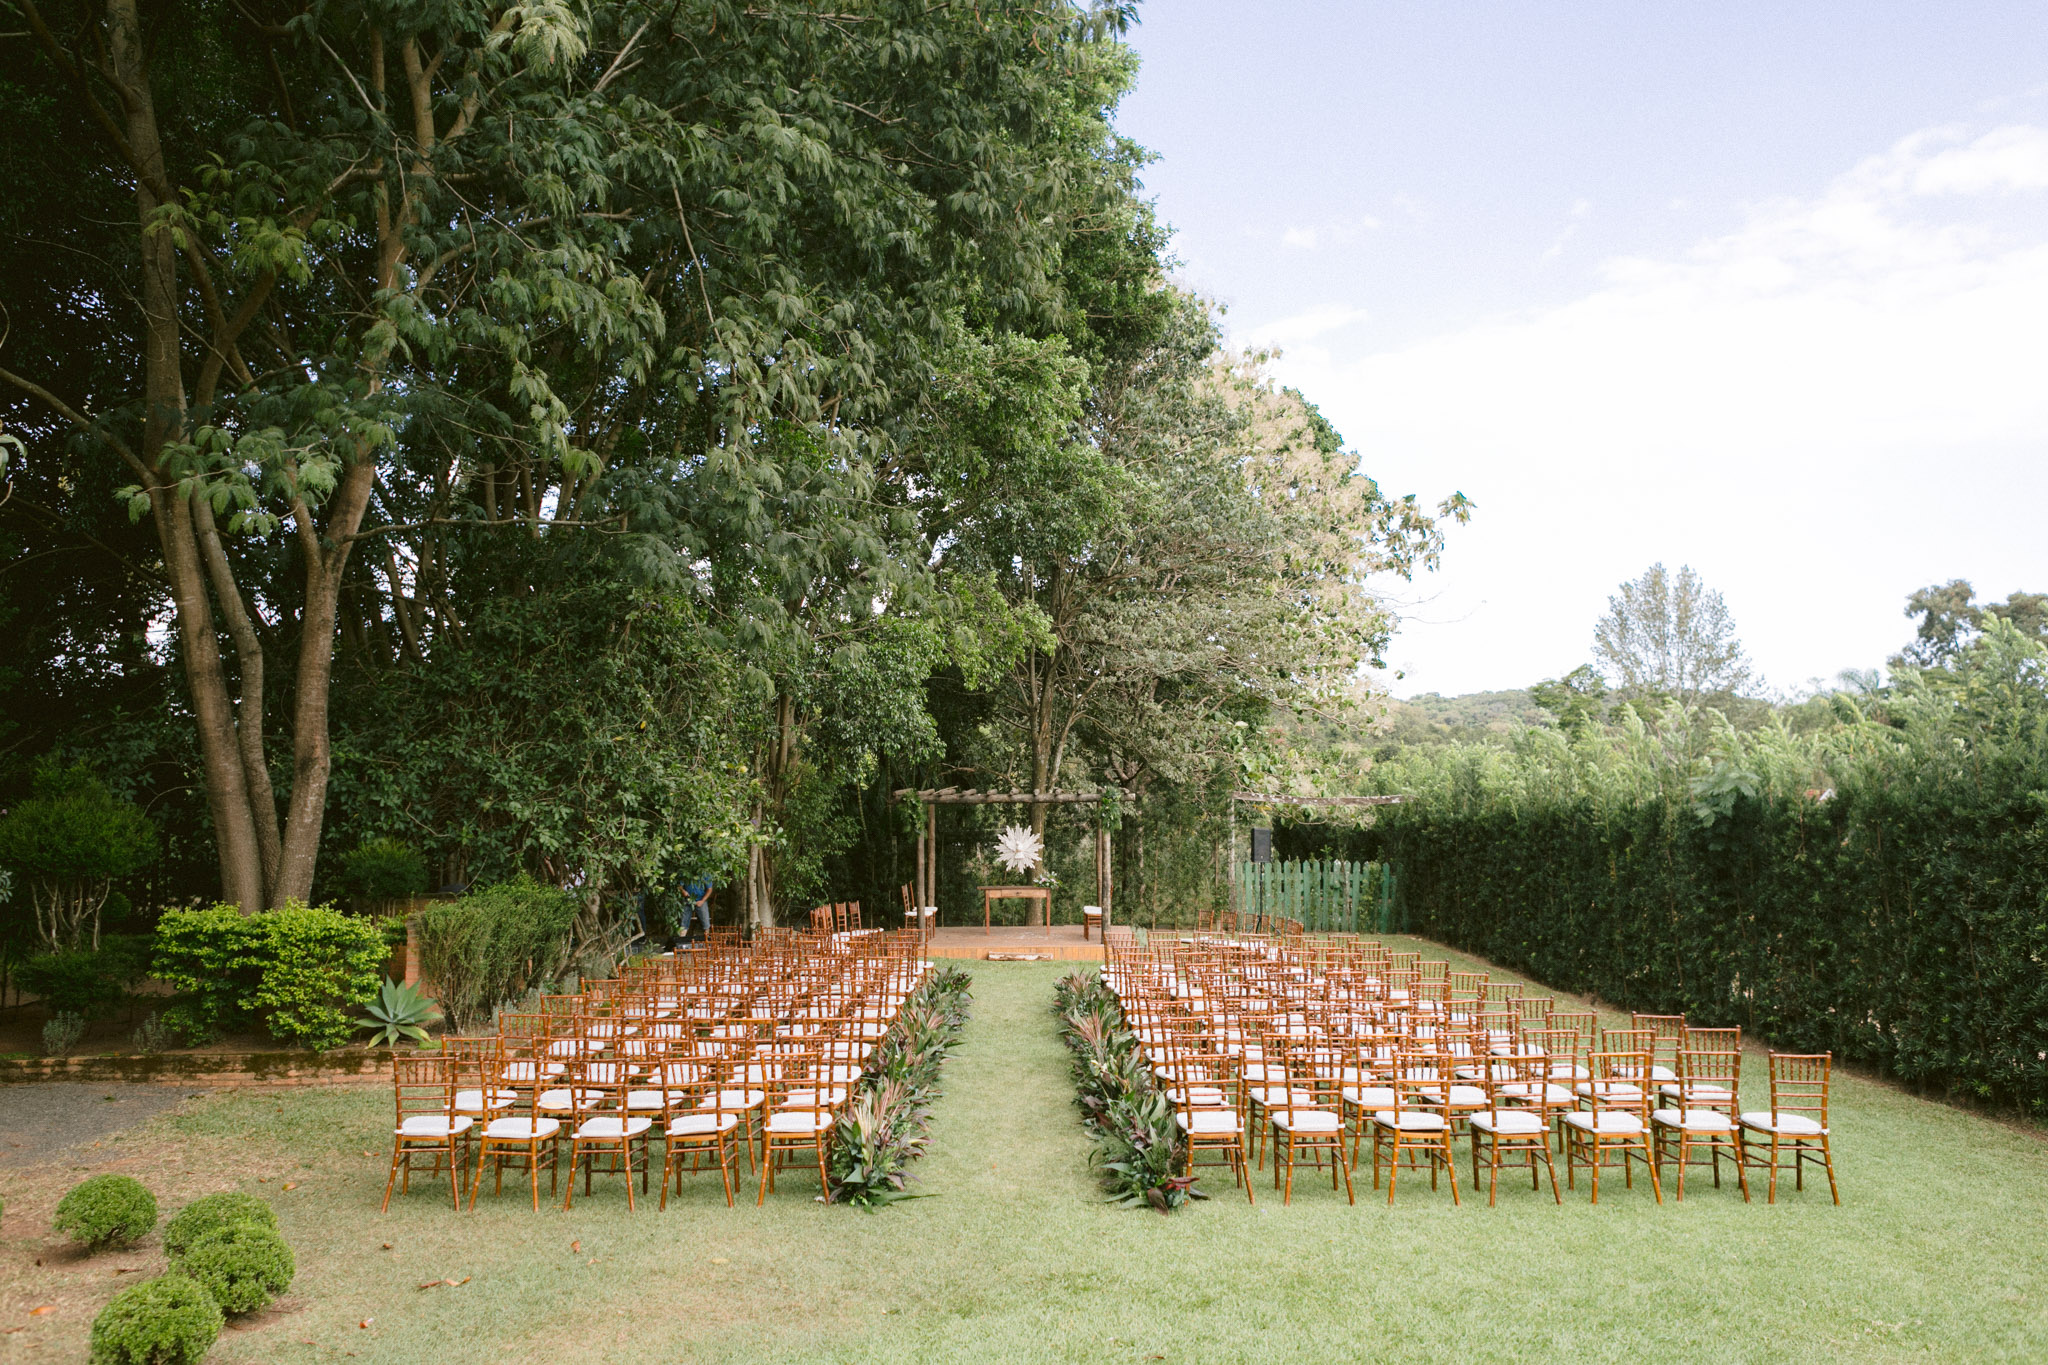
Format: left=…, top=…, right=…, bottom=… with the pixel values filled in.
left=1278, top=216, right=1383, bottom=251
left=1266, top=123, right=2048, bottom=697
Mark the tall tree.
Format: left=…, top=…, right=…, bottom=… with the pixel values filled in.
left=1592, top=562, right=1753, bottom=708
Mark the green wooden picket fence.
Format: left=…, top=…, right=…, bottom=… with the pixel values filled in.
left=1231, top=859, right=1397, bottom=933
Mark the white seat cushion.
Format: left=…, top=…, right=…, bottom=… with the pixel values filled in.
left=1250, top=1086, right=1315, bottom=1107
left=778, top=1088, right=849, bottom=1109
left=765, top=1111, right=835, bottom=1135
left=536, top=1088, right=605, bottom=1111
left=1740, top=1111, right=1826, bottom=1136
left=700, top=1089, right=765, bottom=1111
left=1271, top=1110, right=1342, bottom=1133
left=573, top=1115, right=653, bottom=1140
left=1648, top=1064, right=1678, bottom=1082
left=1341, top=1086, right=1396, bottom=1108
left=1658, top=1082, right=1733, bottom=1102
left=1499, top=1082, right=1574, bottom=1105
left=482, top=1116, right=560, bottom=1140
left=626, top=1089, right=690, bottom=1110
left=1469, top=1109, right=1545, bottom=1135
left=1371, top=1111, right=1448, bottom=1131
left=1575, top=1081, right=1643, bottom=1101
left=1177, top=1111, right=1244, bottom=1135
left=1445, top=1085, right=1487, bottom=1108
left=451, top=1088, right=517, bottom=1112
left=1562, top=1111, right=1644, bottom=1135
left=398, top=1115, right=473, bottom=1137
left=1652, top=1108, right=1734, bottom=1132
left=665, top=1113, right=741, bottom=1138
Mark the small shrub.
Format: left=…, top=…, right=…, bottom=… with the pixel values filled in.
left=416, top=878, right=577, bottom=1031
left=18, top=938, right=149, bottom=1017
left=162, top=1192, right=276, bottom=1259
left=154, top=902, right=385, bottom=1051
left=175, top=1222, right=294, bottom=1314
left=250, top=904, right=386, bottom=1050
left=132, top=1012, right=172, bottom=1054
left=89, top=1272, right=222, bottom=1365
left=336, top=837, right=427, bottom=903
left=53, top=1174, right=157, bottom=1250
left=43, top=1010, right=87, bottom=1056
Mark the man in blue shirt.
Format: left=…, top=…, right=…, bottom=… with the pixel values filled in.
left=681, top=876, right=713, bottom=943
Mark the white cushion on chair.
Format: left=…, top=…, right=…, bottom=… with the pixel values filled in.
left=700, top=1089, right=765, bottom=1111
left=1648, top=1064, right=1678, bottom=1082
left=665, top=1113, right=740, bottom=1137
left=1176, top=1111, right=1243, bottom=1135
left=573, top=1115, right=652, bottom=1140
left=1499, top=1082, right=1573, bottom=1104
left=1469, top=1109, right=1544, bottom=1135
left=1652, top=1108, right=1733, bottom=1132
left=1574, top=1081, right=1643, bottom=1101
left=1341, top=1086, right=1396, bottom=1109
left=398, top=1115, right=473, bottom=1137
left=1370, top=1111, right=1447, bottom=1131
left=536, top=1088, right=605, bottom=1111
left=1445, top=1085, right=1487, bottom=1108
left=765, top=1111, right=834, bottom=1135
left=451, top=1088, right=517, bottom=1112
left=482, top=1116, right=560, bottom=1140
left=1740, top=1111, right=1826, bottom=1136
left=778, top=1088, right=849, bottom=1109
left=1658, top=1082, right=1733, bottom=1102
left=1270, top=1110, right=1342, bottom=1133
left=1562, top=1111, right=1644, bottom=1136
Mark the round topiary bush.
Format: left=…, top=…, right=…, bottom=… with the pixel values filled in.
left=162, top=1192, right=277, bottom=1259
left=53, top=1174, right=157, bottom=1250
left=88, top=1272, right=222, bottom=1365
left=176, top=1222, right=294, bottom=1315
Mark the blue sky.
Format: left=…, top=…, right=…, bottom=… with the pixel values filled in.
left=1118, top=2, right=2048, bottom=697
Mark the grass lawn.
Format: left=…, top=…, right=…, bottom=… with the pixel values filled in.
left=4, top=936, right=2045, bottom=1363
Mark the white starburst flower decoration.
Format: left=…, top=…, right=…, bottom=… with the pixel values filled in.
left=993, top=824, right=1044, bottom=876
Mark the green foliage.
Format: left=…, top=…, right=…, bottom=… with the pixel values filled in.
left=0, top=764, right=156, bottom=950
left=1368, top=618, right=2048, bottom=1114
left=153, top=903, right=384, bottom=1050
left=42, top=1010, right=86, bottom=1056
left=132, top=1013, right=171, bottom=1055
left=163, top=1192, right=277, bottom=1260
left=1052, top=971, right=1204, bottom=1212
left=53, top=1174, right=157, bottom=1250
left=334, top=839, right=426, bottom=903
left=829, top=964, right=972, bottom=1209
left=358, top=977, right=441, bottom=1047
left=88, top=1273, right=223, bottom=1365
left=173, top=1222, right=295, bottom=1315
left=17, top=935, right=152, bottom=1017
left=413, top=878, right=578, bottom=1033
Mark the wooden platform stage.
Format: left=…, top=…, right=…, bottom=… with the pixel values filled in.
left=922, top=924, right=1105, bottom=962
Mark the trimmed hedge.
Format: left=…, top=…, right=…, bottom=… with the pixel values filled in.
left=414, top=877, right=577, bottom=1031
left=53, top=1174, right=157, bottom=1250
left=163, top=1192, right=277, bottom=1259
left=1364, top=624, right=2048, bottom=1115
left=175, top=1222, right=295, bottom=1314
left=153, top=902, right=385, bottom=1050
left=89, top=1272, right=222, bottom=1365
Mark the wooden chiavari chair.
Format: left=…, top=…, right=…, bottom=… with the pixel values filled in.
left=1563, top=1050, right=1662, bottom=1203
left=1738, top=1052, right=1839, bottom=1204
left=469, top=1037, right=562, bottom=1211
left=562, top=1063, right=653, bottom=1210
left=1265, top=1038, right=1353, bottom=1204
left=382, top=1054, right=471, bottom=1212
left=1370, top=1051, right=1459, bottom=1204
left=1631, top=1013, right=1687, bottom=1082
left=1469, top=1051, right=1560, bottom=1205
left=660, top=1069, right=742, bottom=1207
left=1652, top=1048, right=1745, bottom=1200
left=759, top=1046, right=837, bottom=1203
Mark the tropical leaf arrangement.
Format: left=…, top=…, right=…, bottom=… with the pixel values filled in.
left=992, top=825, right=1044, bottom=877
left=828, top=964, right=973, bottom=1210
left=1053, top=970, right=1205, bottom=1213
left=356, top=977, right=442, bottom=1048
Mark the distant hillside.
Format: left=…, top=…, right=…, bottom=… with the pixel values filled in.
left=1380, top=689, right=1550, bottom=746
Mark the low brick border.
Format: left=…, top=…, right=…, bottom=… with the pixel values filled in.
left=0, top=1049, right=393, bottom=1087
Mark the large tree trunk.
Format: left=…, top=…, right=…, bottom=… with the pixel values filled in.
left=107, top=0, right=269, bottom=911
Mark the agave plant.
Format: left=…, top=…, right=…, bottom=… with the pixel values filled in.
left=357, top=977, right=441, bottom=1047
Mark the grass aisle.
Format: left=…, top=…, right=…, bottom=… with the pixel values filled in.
left=7, top=951, right=2048, bottom=1363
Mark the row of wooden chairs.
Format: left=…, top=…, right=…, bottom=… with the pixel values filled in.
left=1105, top=929, right=1838, bottom=1207
left=382, top=931, right=932, bottom=1213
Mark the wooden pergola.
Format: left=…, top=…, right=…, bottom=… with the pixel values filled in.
left=892, top=787, right=1122, bottom=924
